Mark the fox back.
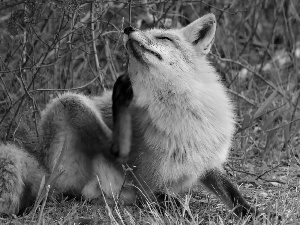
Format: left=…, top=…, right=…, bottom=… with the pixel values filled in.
left=123, top=14, right=235, bottom=193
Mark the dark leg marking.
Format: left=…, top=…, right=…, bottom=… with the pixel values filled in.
left=200, top=169, right=259, bottom=217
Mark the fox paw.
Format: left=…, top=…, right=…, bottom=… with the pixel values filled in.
left=81, top=182, right=100, bottom=200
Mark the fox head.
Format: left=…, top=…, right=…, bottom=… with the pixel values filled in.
left=124, top=13, right=219, bottom=108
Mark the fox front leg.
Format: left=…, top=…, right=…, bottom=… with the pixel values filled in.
left=110, top=74, right=133, bottom=163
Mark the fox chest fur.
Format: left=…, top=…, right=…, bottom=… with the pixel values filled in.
left=125, top=75, right=234, bottom=191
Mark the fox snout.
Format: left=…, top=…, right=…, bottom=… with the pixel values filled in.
left=123, top=26, right=137, bottom=49
left=124, top=27, right=136, bottom=35
left=123, top=27, right=162, bottom=61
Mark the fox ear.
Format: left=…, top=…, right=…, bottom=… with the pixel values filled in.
left=181, top=13, right=216, bottom=55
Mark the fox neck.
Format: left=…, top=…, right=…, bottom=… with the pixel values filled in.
left=134, top=76, right=212, bottom=136
left=130, top=66, right=234, bottom=160
left=132, top=68, right=207, bottom=128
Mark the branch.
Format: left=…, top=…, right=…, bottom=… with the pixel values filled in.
left=90, top=1, right=104, bottom=91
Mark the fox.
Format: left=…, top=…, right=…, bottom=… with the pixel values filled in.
left=0, top=13, right=259, bottom=218
left=117, top=13, right=259, bottom=217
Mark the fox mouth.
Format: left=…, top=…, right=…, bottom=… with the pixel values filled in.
left=127, top=39, right=162, bottom=61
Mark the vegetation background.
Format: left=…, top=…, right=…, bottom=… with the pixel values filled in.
left=0, top=0, right=299, bottom=224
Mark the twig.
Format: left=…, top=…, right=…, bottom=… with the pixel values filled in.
left=0, top=94, right=25, bottom=127
left=227, top=165, right=295, bottom=188
left=289, top=91, right=300, bottom=132
left=128, top=0, right=132, bottom=26
left=256, top=163, right=284, bottom=179
left=5, top=95, right=25, bottom=141
left=198, top=0, right=246, bottom=15
left=265, top=119, right=300, bottom=133
left=90, top=1, right=104, bottom=91
left=11, top=113, right=24, bottom=142
left=238, top=1, right=264, bottom=57
left=18, top=63, right=39, bottom=139
left=227, top=89, right=256, bottom=106
left=30, top=64, right=108, bottom=93
left=0, top=70, right=12, bottom=106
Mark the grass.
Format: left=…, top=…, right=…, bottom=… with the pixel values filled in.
left=0, top=0, right=300, bottom=224
left=1, top=179, right=298, bottom=224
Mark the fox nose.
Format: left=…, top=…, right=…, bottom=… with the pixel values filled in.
left=124, top=27, right=136, bottom=35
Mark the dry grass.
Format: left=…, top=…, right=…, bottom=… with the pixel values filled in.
left=0, top=0, right=300, bottom=224
left=1, top=184, right=298, bottom=224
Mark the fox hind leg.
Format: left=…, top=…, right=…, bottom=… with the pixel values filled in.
left=200, top=169, right=259, bottom=217
left=38, top=93, right=114, bottom=196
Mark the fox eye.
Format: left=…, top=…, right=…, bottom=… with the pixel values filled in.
left=156, top=36, right=172, bottom=42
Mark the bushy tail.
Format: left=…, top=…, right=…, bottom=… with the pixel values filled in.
left=0, top=143, right=47, bottom=215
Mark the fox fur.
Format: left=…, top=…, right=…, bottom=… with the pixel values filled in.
left=0, top=13, right=258, bottom=217
left=0, top=143, right=46, bottom=215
